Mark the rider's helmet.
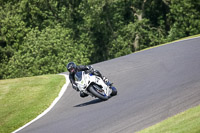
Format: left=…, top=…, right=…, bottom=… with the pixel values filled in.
left=67, top=62, right=77, bottom=74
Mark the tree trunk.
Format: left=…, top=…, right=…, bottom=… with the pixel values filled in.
left=131, top=0, right=147, bottom=51
left=133, top=34, right=139, bottom=51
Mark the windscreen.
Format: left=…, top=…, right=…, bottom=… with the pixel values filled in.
left=75, top=71, right=83, bottom=81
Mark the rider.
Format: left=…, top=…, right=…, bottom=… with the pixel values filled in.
left=67, top=62, right=110, bottom=98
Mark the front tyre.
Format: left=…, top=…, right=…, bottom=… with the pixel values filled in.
left=88, top=85, right=109, bottom=101
left=110, top=86, right=117, bottom=96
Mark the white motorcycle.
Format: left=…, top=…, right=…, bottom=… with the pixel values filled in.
left=75, top=71, right=117, bottom=100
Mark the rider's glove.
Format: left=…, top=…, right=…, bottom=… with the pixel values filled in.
left=72, top=84, right=79, bottom=91
left=87, top=65, right=94, bottom=73
left=87, top=65, right=93, bottom=70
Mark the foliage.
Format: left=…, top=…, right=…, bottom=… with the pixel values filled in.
left=0, top=0, right=200, bottom=79
left=167, top=0, right=200, bottom=41
left=3, top=25, right=90, bottom=79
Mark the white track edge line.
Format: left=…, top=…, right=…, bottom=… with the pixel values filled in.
left=12, top=74, right=69, bottom=133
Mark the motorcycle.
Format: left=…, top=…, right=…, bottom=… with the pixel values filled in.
left=75, top=71, right=117, bottom=100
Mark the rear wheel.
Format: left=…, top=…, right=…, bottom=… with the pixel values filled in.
left=88, top=85, right=109, bottom=101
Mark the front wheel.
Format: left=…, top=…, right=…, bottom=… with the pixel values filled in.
left=88, top=85, right=109, bottom=101
left=110, top=86, right=117, bottom=96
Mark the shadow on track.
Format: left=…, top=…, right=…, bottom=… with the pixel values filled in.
left=74, top=99, right=105, bottom=107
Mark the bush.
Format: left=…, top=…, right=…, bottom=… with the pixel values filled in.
left=3, top=25, right=90, bottom=79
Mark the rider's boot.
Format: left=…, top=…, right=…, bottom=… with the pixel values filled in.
left=80, top=91, right=88, bottom=98
left=103, top=76, right=113, bottom=87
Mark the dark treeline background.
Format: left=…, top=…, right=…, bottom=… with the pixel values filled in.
left=0, top=0, right=200, bottom=79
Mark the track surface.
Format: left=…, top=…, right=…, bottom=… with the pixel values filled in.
left=19, top=37, right=200, bottom=133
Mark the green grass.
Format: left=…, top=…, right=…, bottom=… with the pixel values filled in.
left=137, top=105, right=200, bottom=133
left=0, top=74, right=65, bottom=133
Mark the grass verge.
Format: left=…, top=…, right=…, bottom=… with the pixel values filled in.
left=137, top=105, right=200, bottom=133
left=0, top=74, right=65, bottom=133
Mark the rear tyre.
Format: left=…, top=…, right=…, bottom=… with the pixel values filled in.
left=88, top=85, right=109, bottom=101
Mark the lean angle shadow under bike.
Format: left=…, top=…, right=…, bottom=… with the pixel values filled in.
left=75, top=71, right=117, bottom=100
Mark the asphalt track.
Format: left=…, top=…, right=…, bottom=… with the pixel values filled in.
left=18, top=37, right=200, bottom=133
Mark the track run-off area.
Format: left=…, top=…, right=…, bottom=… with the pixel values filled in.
left=16, top=37, right=200, bottom=133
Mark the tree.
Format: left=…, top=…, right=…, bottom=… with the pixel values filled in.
left=1, top=0, right=200, bottom=79
left=0, top=2, right=30, bottom=79
left=3, top=25, right=90, bottom=79
left=108, top=0, right=167, bottom=58
left=167, top=0, right=200, bottom=41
